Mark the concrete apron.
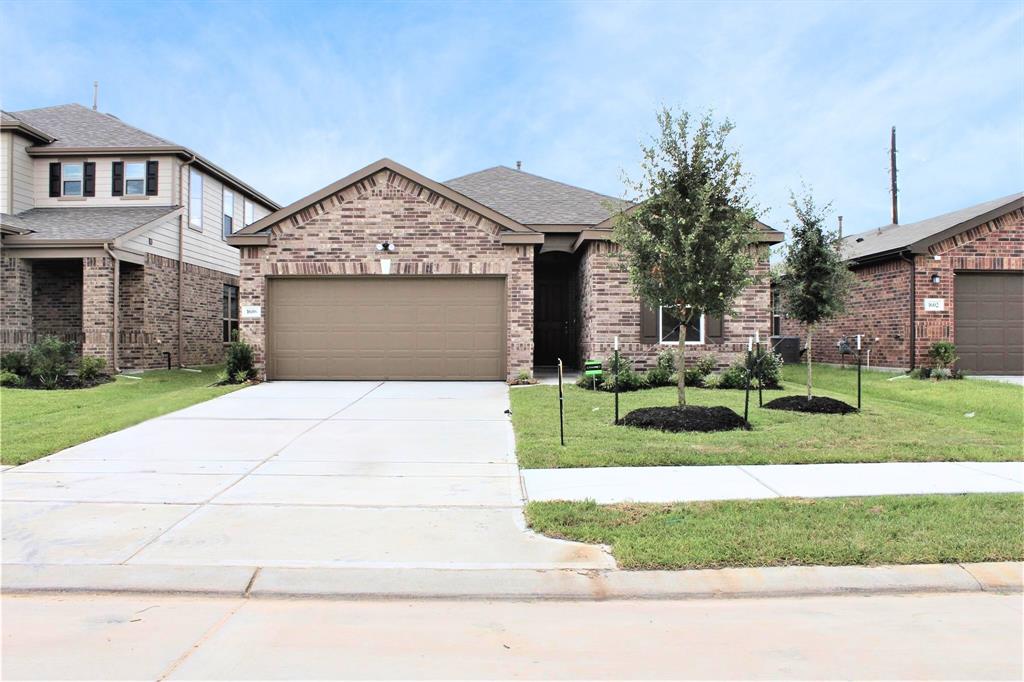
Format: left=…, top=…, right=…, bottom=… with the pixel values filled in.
left=2, top=381, right=614, bottom=597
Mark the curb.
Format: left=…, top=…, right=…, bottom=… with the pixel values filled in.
left=3, top=562, right=1020, bottom=600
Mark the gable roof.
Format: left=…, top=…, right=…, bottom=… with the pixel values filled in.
left=445, top=166, right=628, bottom=226
left=5, top=103, right=279, bottom=210
left=230, top=158, right=541, bottom=246
left=843, top=192, right=1024, bottom=262
left=1, top=205, right=180, bottom=242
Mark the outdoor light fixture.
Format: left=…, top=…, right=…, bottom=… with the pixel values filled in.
left=931, top=274, right=941, bottom=284
left=375, top=241, right=397, bottom=252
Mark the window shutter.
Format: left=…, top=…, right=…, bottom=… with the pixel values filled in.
left=706, top=315, right=724, bottom=343
left=49, top=163, right=61, bottom=197
left=145, top=160, right=159, bottom=196
left=83, top=162, right=96, bottom=197
left=111, top=162, right=124, bottom=196
left=640, top=303, right=659, bottom=344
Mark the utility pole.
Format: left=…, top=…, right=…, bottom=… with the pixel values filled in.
left=889, top=126, right=898, bottom=224
left=92, top=81, right=98, bottom=111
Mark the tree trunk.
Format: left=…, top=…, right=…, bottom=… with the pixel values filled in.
left=806, top=327, right=813, bottom=400
left=677, top=333, right=687, bottom=407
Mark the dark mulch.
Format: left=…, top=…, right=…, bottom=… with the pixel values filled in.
left=763, top=395, right=857, bottom=415
left=619, top=405, right=750, bottom=433
left=9, top=374, right=114, bottom=390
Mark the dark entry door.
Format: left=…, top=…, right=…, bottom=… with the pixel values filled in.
left=534, top=253, right=578, bottom=367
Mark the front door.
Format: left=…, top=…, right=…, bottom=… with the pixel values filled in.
left=533, top=252, right=578, bottom=368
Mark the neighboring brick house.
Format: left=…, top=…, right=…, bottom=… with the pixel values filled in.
left=781, top=193, right=1023, bottom=374
left=0, top=104, right=277, bottom=370
left=227, top=159, right=782, bottom=381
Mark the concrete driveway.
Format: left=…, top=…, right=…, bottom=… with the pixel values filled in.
left=2, top=381, right=612, bottom=593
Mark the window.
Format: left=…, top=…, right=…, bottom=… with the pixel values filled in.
left=658, top=306, right=703, bottom=344
left=243, top=198, right=255, bottom=226
left=62, top=163, right=83, bottom=196
left=189, top=168, right=203, bottom=230
left=223, top=285, right=239, bottom=342
left=770, top=283, right=782, bottom=336
left=222, top=189, right=235, bottom=239
left=124, top=162, right=146, bottom=195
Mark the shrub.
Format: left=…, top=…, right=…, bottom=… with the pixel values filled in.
left=225, top=337, right=256, bottom=383
left=579, top=355, right=647, bottom=392
left=78, top=356, right=107, bottom=382
left=644, top=350, right=676, bottom=387
left=716, top=362, right=748, bottom=389
left=928, top=341, right=958, bottom=370
left=752, top=349, right=783, bottom=389
left=27, top=336, right=76, bottom=390
left=1, top=351, right=29, bottom=377
left=0, top=370, right=25, bottom=388
left=716, top=349, right=782, bottom=390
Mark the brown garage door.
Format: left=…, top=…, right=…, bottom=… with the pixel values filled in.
left=954, top=273, right=1023, bottom=374
left=267, top=277, right=506, bottom=380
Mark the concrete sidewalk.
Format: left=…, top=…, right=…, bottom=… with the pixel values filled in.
left=521, top=461, right=1024, bottom=503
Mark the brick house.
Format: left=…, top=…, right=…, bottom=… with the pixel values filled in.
left=227, top=159, right=782, bottom=381
left=780, top=193, right=1023, bottom=374
left=0, top=104, right=277, bottom=370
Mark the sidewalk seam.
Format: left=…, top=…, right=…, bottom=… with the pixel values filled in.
left=736, top=465, right=783, bottom=497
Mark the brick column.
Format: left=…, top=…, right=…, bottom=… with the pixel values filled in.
left=82, top=256, right=115, bottom=365
left=0, top=257, right=33, bottom=352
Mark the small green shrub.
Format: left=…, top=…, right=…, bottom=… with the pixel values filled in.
left=78, top=356, right=107, bottom=382
left=0, top=370, right=25, bottom=387
left=715, top=349, right=782, bottom=390
left=928, top=341, right=958, bottom=369
left=225, top=337, right=256, bottom=383
left=717, top=362, right=748, bottom=389
left=1, top=351, right=29, bottom=377
left=517, top=370, right=532, bottom=382
left=602, top=353, right=647, bottom=392
left=27, top=336, right=76, bottom=390
left=644, top=350, right=676, bottom=387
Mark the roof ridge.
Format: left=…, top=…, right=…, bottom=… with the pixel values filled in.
left=448, top=165, right=625, bottom=203
left=12, top=102, right=179, bottom=147
left=845, top=191, right=1024, bottom=241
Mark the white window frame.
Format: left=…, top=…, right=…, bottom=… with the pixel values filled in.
left=62, top=162, right=83, bottom=197
left=189, top=168, right=203, bottom=231
left=124, top=161, right=147, bottom=196
left=243, top=198, right=255, bottom=226
left=657, top=306, right=705, bottom=345
left=222, top=188, right=235, bottom=239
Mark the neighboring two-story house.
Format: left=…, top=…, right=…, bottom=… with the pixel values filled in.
left=0, top=103, right=278, bottom=371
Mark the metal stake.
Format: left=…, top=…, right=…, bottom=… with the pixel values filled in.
left=613, top=347, right=620, bottom=424
left=857, top=350, right=862, bottom=412
left=744, top=348, right=752, bottom=425
left=557, top=358, right=565, bottom=447
left=756, top=341, right=763, bottom=407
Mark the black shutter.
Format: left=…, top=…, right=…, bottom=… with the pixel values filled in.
left=49, top=162, right=61, bottom=197
left=83, top=162, right=96, bottom=197
left=640, top=302, right=659, bottom=344
left=111, top=161, right=124, bottom=196
left=706, top=316, right=724, bottom=343
left=145, top=160, right=159, bottom=196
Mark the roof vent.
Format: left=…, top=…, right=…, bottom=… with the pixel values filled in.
left=516, top=161, right=522, bottom=171
left=855, top=237, right=865, bottom=242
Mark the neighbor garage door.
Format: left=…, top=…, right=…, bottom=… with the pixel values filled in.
left=954, top=272, right=1023, bottom=374
left=267, top=277, right=506, bottom=380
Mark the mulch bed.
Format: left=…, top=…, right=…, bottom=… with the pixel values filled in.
left=9, top=374, right=114, bottom=390
left=619, top=405, right=750, bottom=433
left=762, top=395, right=857, bottom=414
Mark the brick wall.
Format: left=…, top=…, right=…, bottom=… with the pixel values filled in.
left=238, top=169, right=534, bottom=380
left=0, top=256, right=33, bottom=351
left=81, top=256, right=114, bottom=366
left=784, top=208, right=1024, bottom=368
left=578, top=241, right=772, bottom=370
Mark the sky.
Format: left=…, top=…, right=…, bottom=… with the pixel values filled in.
left=1, top=0, right=1021, bottom=238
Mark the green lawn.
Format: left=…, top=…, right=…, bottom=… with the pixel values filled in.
left=511, top=364, right=1024, bottom=468
left=0, top=366, right=241, bottom=465
left=526, top=494, right=1024, bottom=569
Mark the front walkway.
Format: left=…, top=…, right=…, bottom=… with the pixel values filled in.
left=2, top=381, right=612, bottom=592
left=522, top=461, right=1024, bottom=503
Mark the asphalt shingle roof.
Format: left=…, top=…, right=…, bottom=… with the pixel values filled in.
left=0, top=206, right=180, bottom=241
left=9, top=103, right=177, bottom=149
left=445, top=166, right=628, bottom=226
left=843, top=192, right=1024, bottom=261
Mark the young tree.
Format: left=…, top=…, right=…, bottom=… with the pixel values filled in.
left=778, top=191, right=854, bottom=399
left=614, top=109, right=761, bottom=406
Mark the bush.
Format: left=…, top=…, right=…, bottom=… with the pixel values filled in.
left=578, top=354, right=647, bottom=392
left=27, top=336, right=76, bottom=390
left=225, top=337, right=256, bottom=383
left=716, top=362, right=748, bottom=389
left=1, top=351, right=29, bottom=377
left=714, top=349, right=782, bottom=390
left=78, top=356, right=107, bottom=382
left=0, top=370, right=25, bottom=388
left=909, top=365, right=965, bottom=381
left=644, top=350, right=676, bottom=387
left=928, top=341, right=958, bottom=370
left=752, top=349, right=783, bottom=389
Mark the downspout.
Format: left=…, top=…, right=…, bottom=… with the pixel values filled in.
left=900, top=251, right=916, bottom=370
left=102, top=243, right=120, bottom=373
left=178, top=154, right=197, bottom=367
